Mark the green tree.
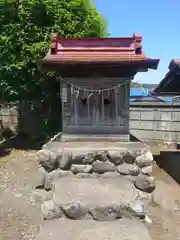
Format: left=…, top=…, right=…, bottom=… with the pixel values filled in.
left=0, top=0, right=108, bottom=102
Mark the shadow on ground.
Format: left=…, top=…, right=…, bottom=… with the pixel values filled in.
left=0, top=134, right=45, bottom=158
left=154, top=152, right=180, bottom=185
left=130, top=133, right=141, bottom=142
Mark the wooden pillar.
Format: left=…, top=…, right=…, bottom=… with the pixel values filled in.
left=118, top=83, right=125, bottom=126
left=96, top=93, right=99, bottom=125
left=74, top=93, right=79, bottom=126
left=114, top=89, right=118, bottom=124
left=123, top=80, right=130, bottom=134
left=60, top=79, right=65, bottom=131
left=60, top=78, right=63, bottom=132
left=101, top=92, right=104, bottom=122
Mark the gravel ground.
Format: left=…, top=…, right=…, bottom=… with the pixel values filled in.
left=0, top=149, right=42, bottom=240
left=1, top=149, right=180, bottom=240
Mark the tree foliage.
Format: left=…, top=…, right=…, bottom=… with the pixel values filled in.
left=0, top=0, right=108, bottom=102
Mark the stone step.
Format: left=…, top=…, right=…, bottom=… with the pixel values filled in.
left=60, top=134, right=130, bottom=142
left=36, top=219, right=152, bottom=240
left=43, top=140, right=148, bottom=151
left=41, top=178, right=152, bottom=221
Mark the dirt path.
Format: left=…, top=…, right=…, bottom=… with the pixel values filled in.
left=146, top=164, right=180, bottom=240
left=0, top=150, right=42, bottom=240
left=1, top=149, right=180, bottom=240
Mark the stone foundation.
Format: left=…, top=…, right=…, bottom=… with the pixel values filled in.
left=35, top=141, right=155, bottom=221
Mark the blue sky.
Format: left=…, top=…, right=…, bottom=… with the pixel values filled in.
left=94, top=0, right=180, bottom=84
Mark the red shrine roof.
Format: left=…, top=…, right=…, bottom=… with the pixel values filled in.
left=41, top=33, right=159, bottom=70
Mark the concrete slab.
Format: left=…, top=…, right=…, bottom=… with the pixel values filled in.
left=36, top=219, right=152, bottom=240
left=52, top=178, right=137, bottom=206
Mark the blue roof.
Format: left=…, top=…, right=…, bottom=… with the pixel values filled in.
left=129, top=88, right=173, bottom=102
left=157, top=97, right=173, bottom=102
left=130, top=89, right=149, bottom=97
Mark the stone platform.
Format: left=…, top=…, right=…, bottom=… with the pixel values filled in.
left=35, top=137, right=155, bottom=239
left=36, top=219, right=152, bottom=240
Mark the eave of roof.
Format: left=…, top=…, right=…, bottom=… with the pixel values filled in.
left=40, top=33, right=160, bottom=71
left=153, top=59, right=180, bottom=95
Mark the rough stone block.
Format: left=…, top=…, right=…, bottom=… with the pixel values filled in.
left=37, top=149, right=58, bottom=172
left=134, top=175, right=155, bottom=193
left=128, top=198, right=145, bottom=219
left=71, top=152, right=85, bottom=164
left=49, top=148, right=63, bottom=163
left=82, top=152, right=96, bottom=164
left=35, top=166, right=47, bottom=188
left=117, top=163, right=139, bottom=176
left=62, top=202, right=88, bottom=220
left=70, top=164, right=93, bottom=174
left=135, top=151, right=154, bottom=168
left=92, top=160, right=116, bottom=174
left=94, top=150, right=108, bottom=162
left=59, top=152, right=72, bottom=170
left=107, top=150, right=124, bottom=165
left=123, top=150, right=136, bottom=164
left=41, top=200, right=63, bottom=220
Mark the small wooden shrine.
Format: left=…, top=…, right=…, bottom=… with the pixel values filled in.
left=40, top=33, right=159, bottom=141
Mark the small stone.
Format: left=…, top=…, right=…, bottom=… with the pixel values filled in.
left=117, top=164, right=129, bottom=175
left=35, top=167, right=47, bottom=188
left=123, top=150, right=137, bottom=164
left=62, top=202, right=88, bottom=220
left=135, top=151, right=154, bottom=168
left=128, top=198, right=145, bottom=219
left=134, top=175, right=155, bottom=193
left=70, top=164, right=93, bottom=174
left=94, top=150, right=108, bottom=162
left=71, top=152, right=85, bottom=164
left=92, top=160, right=116, bottom=174
left=90, top=205, right=120, bottom=221
left=41, top=200, right=62, bottom=220
left=144, top=215, right=152, bottom=224
left=117, top=163, right=139, bottom=176
left=107, top=150, right=124, bottom=165
left=141, top=166, right=153, bottom=175
left=59, top=152, right=72, bottom=170
left=37, top=149, right=58, bottom=172
left=82, top=152, right=95, bottom=164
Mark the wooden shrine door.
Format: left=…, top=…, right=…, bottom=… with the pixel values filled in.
left=75, top=90, right=120, bottom=133
left=78, top=94, right=97, bottom=126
